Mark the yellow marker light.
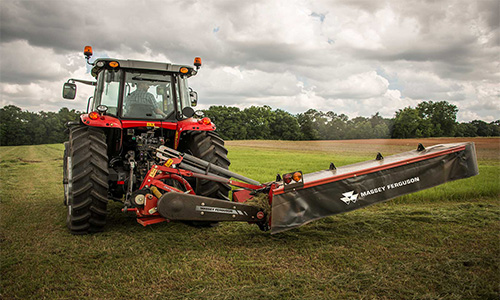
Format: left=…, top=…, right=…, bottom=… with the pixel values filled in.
left=89, top=111, right=99, bottom=120
left=180, top=67, right=189, bottom=74
left=109, top=61, right=119, bottom=68
left=292, top=172, right=302, bottom=182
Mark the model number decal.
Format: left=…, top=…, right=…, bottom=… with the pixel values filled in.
left=196, top=206, right=247, bottom=215
left=149, top=168, right=158, bottom=177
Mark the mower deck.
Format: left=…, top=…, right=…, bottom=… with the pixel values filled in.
left=124, top=142, right=478, bottom=234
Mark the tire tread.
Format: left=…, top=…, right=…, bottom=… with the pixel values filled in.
left=66, top=126, right=109, bottom=234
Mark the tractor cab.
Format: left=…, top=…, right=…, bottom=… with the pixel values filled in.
left=63, top=47, right=200, bottom=122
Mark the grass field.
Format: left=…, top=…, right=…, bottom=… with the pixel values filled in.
left=1, top=138, right=499, bottom=299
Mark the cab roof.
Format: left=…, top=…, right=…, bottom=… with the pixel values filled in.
left=91, top=58, right=197, bottom=78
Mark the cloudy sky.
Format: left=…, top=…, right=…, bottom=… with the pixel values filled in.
left=1, top=0, right=498, bottom=122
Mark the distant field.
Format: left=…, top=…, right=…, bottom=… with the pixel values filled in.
left=1, top=138, right=499, bottom=299
left=228, top=137, right=500, bottom=161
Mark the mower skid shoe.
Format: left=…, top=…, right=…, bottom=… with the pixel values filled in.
left=157, top=192, right=264, bottom=222
left=271, top=142, right=479, bottom=234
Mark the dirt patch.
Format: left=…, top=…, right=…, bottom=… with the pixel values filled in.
left=227, top=138, right=499, bottom=161
left=17, top=158, right=42, bottom=163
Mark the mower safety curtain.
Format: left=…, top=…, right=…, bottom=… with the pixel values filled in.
left=271, top=143, right=479, bottom=234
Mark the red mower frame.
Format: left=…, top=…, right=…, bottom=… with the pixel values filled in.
left=123, top=153, right=276, bottom=228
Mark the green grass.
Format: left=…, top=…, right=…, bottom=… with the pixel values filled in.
left=1, top=140, right=499, bottom=299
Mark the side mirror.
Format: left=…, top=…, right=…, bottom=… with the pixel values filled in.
left=189, top=88, right=198, bottom=107
left=62, top=82, right=77, bottom=99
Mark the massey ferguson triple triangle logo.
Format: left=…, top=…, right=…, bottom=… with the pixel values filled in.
left=340, top=191, right=359, bottom=205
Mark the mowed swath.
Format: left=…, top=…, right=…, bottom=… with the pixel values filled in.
left=0, top=139, right=499, bottom=299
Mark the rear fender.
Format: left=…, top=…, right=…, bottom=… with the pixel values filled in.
left=174, top=117, right=216, bottom=149
left=77, top=115, right=123, bottom=156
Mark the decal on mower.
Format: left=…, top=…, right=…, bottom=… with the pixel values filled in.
left=340, top=176, right=421, bottom=205
left=147, top=122, right=156, bottom=127
left=196, top=206, right=248, bottom=216
left=384, top=176, right=420, bottom=191
left=340, top=191, right=359, bottom=205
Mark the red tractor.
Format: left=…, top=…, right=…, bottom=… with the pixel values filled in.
left=62, top=46, right=230, bottom=234
left=62, top=46, right=479, bottom=235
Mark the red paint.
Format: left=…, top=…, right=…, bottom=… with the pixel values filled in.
left=233, top=189, right=253, bottom=203
left=80, top=115, right=216, bottom=138
left=123, top=203, right=168, bottom=226
left=143, top=194, right=157, bottom=213
left=120, top=120, right=174, bottom=129
left=80, top=114, right=121, bottom=128
left=137, top=217, right=168, bottom=226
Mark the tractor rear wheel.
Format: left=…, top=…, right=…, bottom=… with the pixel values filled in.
left=180, top=131, right=231, bottom=200
left=66, top=126, right=109, bottom=234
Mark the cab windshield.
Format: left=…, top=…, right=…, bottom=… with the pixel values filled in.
left=122, top=72, right=175, bottom=120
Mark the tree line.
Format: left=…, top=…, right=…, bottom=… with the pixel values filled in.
left=0, top=101, right=498, bottom=146
left=203, top=101, right=499, bottom=140
left=0, top=105, right=81, bottom=146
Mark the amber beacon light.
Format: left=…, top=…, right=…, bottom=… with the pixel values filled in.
left=194, top=57, right=202, bottom=69
left=84, top=46, right=93, bottom=58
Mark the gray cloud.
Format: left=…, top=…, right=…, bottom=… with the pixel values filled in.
left=478, top=0, right=500, bottom=32
left=0, top=1, right=92, bottom=52
left=0, top=0, right=498, bottom=122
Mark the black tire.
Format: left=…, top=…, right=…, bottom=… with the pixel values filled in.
left=180, top=131, right=231, bottom=200
left=66, top=126, right=109, bottom=235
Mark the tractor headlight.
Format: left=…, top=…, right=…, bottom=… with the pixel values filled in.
left=96, top=105, right=108, bottom=114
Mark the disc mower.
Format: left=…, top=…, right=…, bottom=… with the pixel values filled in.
left=119, top=141, right=479, bottom=234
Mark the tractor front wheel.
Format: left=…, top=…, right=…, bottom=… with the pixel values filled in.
left=66, top=126, right=109, bottom=234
